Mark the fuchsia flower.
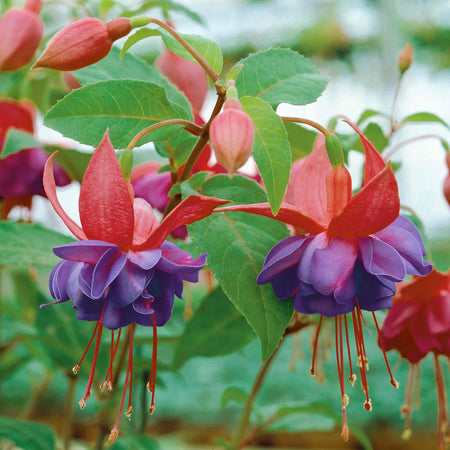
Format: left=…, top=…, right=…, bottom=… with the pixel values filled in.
left=0, top=0, right=43, bottom=71
left=215, top=123, right=432, bottom=439
left=0, top=100, right=69, bottom=217
left=380, top=269, right=450, bottom=447
left=43, top=130, right=228, bottom=442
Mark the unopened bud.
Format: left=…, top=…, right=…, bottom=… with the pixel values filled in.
left=209, top=98, right=255, bottom=176
left=398, top=43, right=414, bottom=74
left=63, top=72, right=82, bottom=91
left=33, top=17, right=132, bottom=71
left=0, top=1, right=43, bottom=71
left=156, top=49, right=208, bottom=113
left=119, top=149, right=134, bottom=181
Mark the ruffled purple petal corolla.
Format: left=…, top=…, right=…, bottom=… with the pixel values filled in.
left=257, top=215, right=432, bottom=317
left=46, top=239, right=206, bottom=329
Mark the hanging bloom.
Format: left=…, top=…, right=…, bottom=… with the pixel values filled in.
left=444, top=153, right=450, bottom=207
left=42, top=130, right=228, bottom=442
left=0, top=0, right=43, bottom=71
left=379, top=269, right=450, bottom=448
left=214, top=123, right=433, bottom=440
left=209, top=97, right=255, bottom=176
left=33, top=17, right=132, bottom=71
left=0, top=100, right=70, bottom=217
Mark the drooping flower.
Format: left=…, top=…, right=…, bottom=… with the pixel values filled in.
left=43, top=130, right=228, bottom=442
left=214, top=123, right=433, bottom=439
left=0, top=0, right=43, bottom=71
left=379, top=269, right=450, bottom=448
left=209, top=97, right=255, bottom=176
left=33, top=17, right=132, bottom=71
left=0, top=100, right=70, bottom=217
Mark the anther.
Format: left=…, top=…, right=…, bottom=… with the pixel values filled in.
left=72, top=364, right=80, bottom=375
left=147, top=381, right=152, bottom=392
left=107, top=381, right=113, bottom=392
left=391, top=378, right=399, bottom=389
left=125, top=406, right=133, bottom=419
left=149, top=403, right=155, bottom=414
left=349, top=373, right=357, bottom=386
left=79, top=399, right=86, bottom=410
left=342, top=394, right=349, bottom=407
left=100, top=381, right=108, bottom=392
left=401, top=429, right=412, bottom=440
left=109, top=429, right=119, bottom=444
left=364, top=399, right=372, bottom=411
left=341, top=424, right=349, bottom=441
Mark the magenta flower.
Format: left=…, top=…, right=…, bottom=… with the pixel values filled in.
left=43, top=130, right=228, bottom=442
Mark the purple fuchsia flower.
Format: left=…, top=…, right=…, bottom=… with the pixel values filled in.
left=43, top=130, right=228, bottom=443
left=214, top=122, right=433, bottom=440
left=380, top=269, right=450, bottom=447
left=0, top=100, right=70, bottom=217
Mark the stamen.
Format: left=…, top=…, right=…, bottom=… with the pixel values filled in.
left=183, top=284, right=193, bottom=320
left=433, top=354, right=449, bottom=450
left=356, top=307, right=369, bottom=370
left=73, top=322, right=99, bottom=374
left=127, top=325, right=134, bottom=416
left=401, top=363, right=415, bottom=440
left=343, top=315, right=356, bottom=386
left=335, top=317, right=349, bottom=441
left=79, top=323, right=104, bottom=407
left=109, top=325, right=135, bottom=444
left=372, top=312, right=399, bottom=388
left=148, top=314, right=158, bottom=414
left=100, top=328, right=122, bottom=391
left=310, top=316, right=323, bottom=377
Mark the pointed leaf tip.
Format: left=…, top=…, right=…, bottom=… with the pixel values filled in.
left=43, top=152, right=86, bottom=240
left=79, top=131, right=134, bottom=247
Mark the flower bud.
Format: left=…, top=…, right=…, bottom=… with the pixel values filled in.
left=156, top=49, right=208, bottom=113
left=33, top=18, right=132, bottom=71
left=0, top=0, right=43, bottom=71
left=398, top=43, right=414, bottom=74
left=209, top=98, right=255, bottom=176
left=324, top=134, right=344, bottom=168
left=63, top=72, right=82, bottom=91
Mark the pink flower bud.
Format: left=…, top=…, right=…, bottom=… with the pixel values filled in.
left=33, top=18, right=131, bottom=71
left=156, top=49, right=208, bottom=113
left=398, top=43, right=414, bottom=74
left=63, top=72, right=82, bottom=91
left=209, top=98, right=255, bottom=176
left=0, top=0, right=43, bottom=71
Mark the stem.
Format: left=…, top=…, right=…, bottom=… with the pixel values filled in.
left=383, top=134, right=444, bottom=160
left=230, top=345, right=282, bottom=449
left=390, top=74, right=403, bottom=136
left=280, top=116, right=332, bottom=136
left=126, top=119, right=202, bottom=151
left=63, top=373, right=77, bottom=450
left=148, top=18, right=219, bottom=85
left=162, top=90, right=226, bottom=216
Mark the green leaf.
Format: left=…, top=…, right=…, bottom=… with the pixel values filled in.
left=240, top=96, right=291, bottom=214
left=284, top=121, right=318, bottom=161
left=356, top=109, right=387, bottom=126
left=235, top=48, right=327, bottom=108
left=221, top=386, right=248, bottom=407
left=1, top=129, right=40, bottom=159
left=111, top=433, right=160, bottom=450
left=72, top=47, right=192, bottom=115
left=401, top=112, right=449, bottom=129
left=43, top=145, right=91, bottom=182
left=160, top=30, right=223, bottom=74
left=120, top=28, right=161, bottom=57
left=0, top=222, right=74, bottom=267
left=173, top=288, right=255, bottom=369
left=169, top=171, right=210, bottom=196
left=0, top=416, right=55, bottom=450
left=121, top=0, right=204, bottom=24
left=186, top=175, right=292, bottom=360
left=226, top=63, right=244, bottom=83
left=44, top=80, right=192, bottom=149
left=154, top=127, right=198, bottom=167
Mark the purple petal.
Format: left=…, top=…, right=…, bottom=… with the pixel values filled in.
left=293, top=291, right=354, bottom=317
left=310, top=238, right=357, bottom=303
left=107, top=260, right=148, bottom=308
left=67, top=265, right=105, bottom=313
left=54, top=240, right=117, bottom=264
left=357, top=295, right=393, bottom=311
left=257, top=235, right=309, bottom=284
left=297, top=233, right=328, bottom=284
left=128, top=249, right=162, bottom=270
left=91, top=249, right=127, bottom=298
left=387, top=216, right=426, bottom=255
left=147, top=270, right=179, bottom=324
left=132, top=295, right=155, bottom=315
left=79, top=264, right=94, bottom=297
left=76, top=310, right=102, bottom=322
left=375, top=224, right=433, bottom=276
left=358, top=237, right=406, bottom=282
left=49, top=260, right=75, bottom=302
left=270, top=265, right=299, bottom=299
left=133, top=171, right=171, bottom=212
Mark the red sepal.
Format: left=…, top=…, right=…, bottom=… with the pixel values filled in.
left=327, top=164, right=400, bottom=239
left=79, top=131, right=134, bottom=247
left=216, top=203, right=326, bottom=235
left=344, top=120, right=386, bottom=186
left=43, top=152, right=87, bottom=240
left=133, top=195, right=230, bottom=250
left=285, top=135, right=330, bottom=225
